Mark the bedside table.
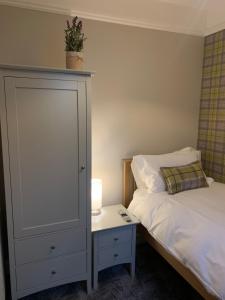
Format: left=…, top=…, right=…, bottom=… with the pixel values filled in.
left=92, top=204, right=139, bottom=289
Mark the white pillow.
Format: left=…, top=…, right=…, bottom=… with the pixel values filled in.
left=131, top=147, right=201, bottom=193
left=180, top=146, right=201, bottom=160
left=206, top=177, right=214, bottom=186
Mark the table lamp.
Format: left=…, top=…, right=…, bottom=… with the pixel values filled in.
left=91, top=178, right=102, bottom=215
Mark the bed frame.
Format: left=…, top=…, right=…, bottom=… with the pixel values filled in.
left=122, top=159, right=218, bottom=300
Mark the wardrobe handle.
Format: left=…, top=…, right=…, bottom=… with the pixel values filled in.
left=114, top=254, right=119, bottom=258
left=81, top=165, right=85, bottom=171
left=114, top=238, right=119, bottom=241
left=50, top=246, right=56, bottom=250
left=51, top=270, right=56, bottom=275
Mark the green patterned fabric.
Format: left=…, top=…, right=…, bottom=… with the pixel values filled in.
left=198, top=30, right=225, bottom=183
left=160, top=161, right=208, bottom=195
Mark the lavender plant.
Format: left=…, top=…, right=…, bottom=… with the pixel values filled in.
left=65, top=16, right=86, bottom=52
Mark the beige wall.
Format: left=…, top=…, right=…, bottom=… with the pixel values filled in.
left=0, top=5, right=204, bottom=205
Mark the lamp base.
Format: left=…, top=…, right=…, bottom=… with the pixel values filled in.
left=92, top=209, right=101, bottom=216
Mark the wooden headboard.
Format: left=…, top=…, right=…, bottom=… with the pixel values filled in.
left=122, top=159, right=136, bottom=208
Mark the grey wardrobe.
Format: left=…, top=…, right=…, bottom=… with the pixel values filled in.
left=0, top=65, right=92, bottom=299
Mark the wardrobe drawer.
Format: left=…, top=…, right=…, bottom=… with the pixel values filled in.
left=98, top=242, right=131, bottom=270
left=15, top=228, right=86, bottom=265
left=98, top=227, right=132, bottom=248
left=16, top=251, right=86, bottom=291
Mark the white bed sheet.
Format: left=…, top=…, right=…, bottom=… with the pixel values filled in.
left=128, top=182, right=225, bottom=299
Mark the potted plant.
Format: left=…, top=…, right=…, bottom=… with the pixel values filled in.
left=65, top=16, right=87, bottom=70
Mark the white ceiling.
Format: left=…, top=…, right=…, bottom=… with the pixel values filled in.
left=1, top=0, right=225, bottom=36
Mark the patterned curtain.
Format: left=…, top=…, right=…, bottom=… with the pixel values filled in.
left=198, top=30, right=225, bottom=182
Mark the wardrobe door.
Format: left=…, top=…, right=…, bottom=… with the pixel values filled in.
left=4, top=77, right=87, bottom=238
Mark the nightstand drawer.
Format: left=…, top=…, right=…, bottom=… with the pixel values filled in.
left=16, top=252, right=86, bottom=291
left=15, top=228, right=86, bottom=265
left=98, top=243, right=131, bottom=270
left=98, top=227, right=132, bottom=248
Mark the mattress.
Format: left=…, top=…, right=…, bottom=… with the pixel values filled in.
left=128, top=182, right=225, bottom=299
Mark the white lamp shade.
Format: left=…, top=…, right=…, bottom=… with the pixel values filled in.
left=91, top=179, right=102, bottom=215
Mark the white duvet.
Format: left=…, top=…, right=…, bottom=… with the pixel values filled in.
left=128, top=182, right=225, bottom=299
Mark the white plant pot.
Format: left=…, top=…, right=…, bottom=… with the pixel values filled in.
left=66, top=51, right=84, bottom=70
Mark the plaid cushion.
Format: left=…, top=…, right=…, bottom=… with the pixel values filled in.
left=160, top=161, right=208, bottom=195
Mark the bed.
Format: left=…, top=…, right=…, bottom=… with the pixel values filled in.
left=123, top=158, right=223, bottom=300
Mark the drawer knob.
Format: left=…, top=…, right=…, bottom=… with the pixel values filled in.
left=50, top=246, right=56, bottom=250
left=114, top=254, right=119, bottom=258
left=51, top=270, right=56, bottom=275
left=114, top=238, right=119, bottom=241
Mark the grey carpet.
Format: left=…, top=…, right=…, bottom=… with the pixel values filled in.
left=22, top=243, right=203, bottom=300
